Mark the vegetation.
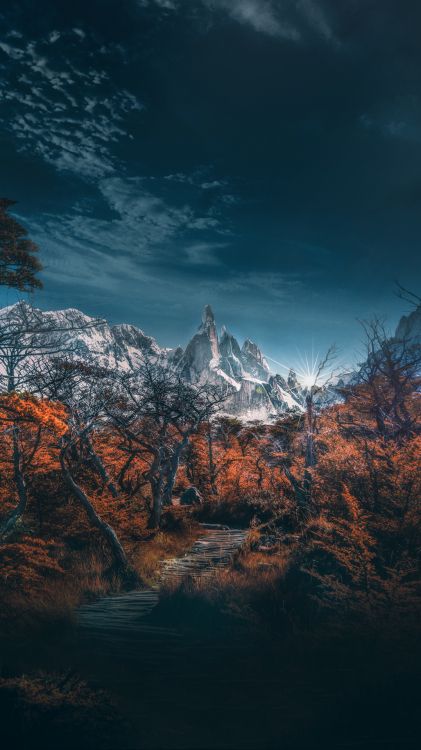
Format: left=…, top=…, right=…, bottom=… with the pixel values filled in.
left=0, top=199, right=43, bottom=291
left=0, top=298, right=419, bottom=747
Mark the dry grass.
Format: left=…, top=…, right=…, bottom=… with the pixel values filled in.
left=0, top=511, right=201, bottom=636
left=0, top=550, right=122, bottom=636
left=130, top=519, right=201, bottom=586
left=157, top=540, right=291, bottom=632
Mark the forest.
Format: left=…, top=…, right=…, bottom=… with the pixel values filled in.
left=0, top=202, right=420, bottom=748
left=0, top=303, right=420, bottom=747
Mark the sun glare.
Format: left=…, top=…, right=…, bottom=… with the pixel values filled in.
left=301, top=373, right=317, bottom=389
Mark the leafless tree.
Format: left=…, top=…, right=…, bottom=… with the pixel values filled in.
left=0, top=302, right=105, bottom=540
left=0, top=303, right=136, bottom=582
left=339, top=318, right=421, bottom=442
left=282, top=345, right=338, bottom=512
left=395, top=282, right=421, bottom=309
left=107, top=358, right=231, bottom=528
left=0, top=301, right=103, bottom=394
left=30, top=356, right=137, bottom=582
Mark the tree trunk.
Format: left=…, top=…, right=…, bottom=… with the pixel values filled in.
left=163, top=434, right=189, bottom=506
left=0, top=424, right=28, bottom=541
left=60, top=444, right=138, bottom=585
left=305, top=394, right=316, bottom=468
left=117, top=452, right=136, bottom=491
left=207, top=428, right=218, bottom=496
left=84, top=435, right=119, bottom=498
left=148, top=484, right=163, bottom=529
left=147, top=446, right=165, bottom=529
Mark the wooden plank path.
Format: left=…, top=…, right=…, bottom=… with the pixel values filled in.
left=76, top=525, right=248, bottom=659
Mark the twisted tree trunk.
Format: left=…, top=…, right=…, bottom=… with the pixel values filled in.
left=60, top=443, right=138, bottom=585
left=83, top=434, right=119, bottom=498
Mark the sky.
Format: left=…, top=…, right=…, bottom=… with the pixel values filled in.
left=0, top=0, right=421, bottom=371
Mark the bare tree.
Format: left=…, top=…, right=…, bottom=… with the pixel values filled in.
left=339, top=318, right=421, bottom=442
left=0, top=303, right=105, bottom=540
left=283, top=345, right=338, bottom=511
left=0, top=301, right=104, bottom=394
left=0, top=399, right=43, bottom=540
left=395, top=282, right=421, bottom=309
left=0, top=303, right=136, bottom=583
left=107, top=359, right=231, bottom=528
left=31, top=356, right=137, bottom=582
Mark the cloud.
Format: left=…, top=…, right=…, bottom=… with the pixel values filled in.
left=359, top=97, right=421, bottom=144
left=296, top=0, right=335, bottom=42
left=184, top=242, right=226, bottom=266
left=138, top=0, right=336, bottom=43
left=201, top=180, right=226, bottom=189
left=25, top=172, right=228, bottom=293
left=0, top=31, right=142, bottom=179
left=203, top=0, right=300, bottom=40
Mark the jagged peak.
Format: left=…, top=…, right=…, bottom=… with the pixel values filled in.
left=242, top=338, right=263, bottom=359
left=201, top=304, right=215, bottom=327
left=220, top=325, right=237, bottom=343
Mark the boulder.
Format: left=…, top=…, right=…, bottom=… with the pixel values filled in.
left=180, top=486, right=203, bottom=506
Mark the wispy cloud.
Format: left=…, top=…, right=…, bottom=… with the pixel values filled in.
left=138, top=0, right=336, bottom=43
left=0, top=31, right=142, bottom=179
left=359, top=97, right=421, bottom=143
left=203, top=0, right=300, bottom=41
left=25, top=173, right=229, bottom=292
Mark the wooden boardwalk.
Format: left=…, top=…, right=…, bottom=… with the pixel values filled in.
left=76, top=525, right=247, bottom=658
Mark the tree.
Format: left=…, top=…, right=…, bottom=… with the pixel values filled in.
left=0, top=199, right=42, bottom=291
left=0, top=394, right=67, bottom=540
left=0, top=303, right=136, bottom=582
left=31, top=356, right=137, bottom=583
left=0, top=301, right=103, bottom=394
left=108, top=359, right=230, bottom=528
left=340, top=318, right=421, bottom=442
left=282, top=346, right=337, bottom=512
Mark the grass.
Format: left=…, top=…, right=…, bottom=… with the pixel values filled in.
left=129, top=515, right=201, bottom=586
left=155, top=533, right=292, bottom=633
left=0, top=508, right=201, bottom=637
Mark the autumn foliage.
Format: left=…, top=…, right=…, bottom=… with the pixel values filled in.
left=0, top=358, right=420, bottom=637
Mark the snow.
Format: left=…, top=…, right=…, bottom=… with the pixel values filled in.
left=278, top=386, right=305, bottom=413
left=215, top=368, right=242, bottom=391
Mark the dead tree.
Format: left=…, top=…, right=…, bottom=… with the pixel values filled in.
left=283, top=345, right=337, bottom=512
left=339, top=317, right=421, bottom=442
left=0, top=302, right=105, bottom=539
left=31, top=356, right=137, bottom=581
left=107, top=359, right=230, bottom=528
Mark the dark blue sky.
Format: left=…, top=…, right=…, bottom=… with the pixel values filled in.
left=1, top=1, right=420, bottom=370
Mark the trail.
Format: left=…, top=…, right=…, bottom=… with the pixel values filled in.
left=76, top=525, right=247, bottom=659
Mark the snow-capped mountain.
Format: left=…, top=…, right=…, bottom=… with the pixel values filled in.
left=173, top=305, right=304, bottom=418
left=0, top=301, right=306, bottom=419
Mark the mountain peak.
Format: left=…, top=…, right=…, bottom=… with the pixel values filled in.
left=201, top=304, right=215, bottom=327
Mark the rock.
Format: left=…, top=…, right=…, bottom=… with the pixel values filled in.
left=241, top=338, right=271, bottom=380
left=180, top=486, right=203, bottom=506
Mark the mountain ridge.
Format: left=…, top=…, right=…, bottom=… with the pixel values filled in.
left=0, top=301, right=309, bottom=419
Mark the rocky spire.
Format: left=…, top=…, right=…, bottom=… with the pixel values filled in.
left=241, top=339, right=270, bottom=381
left=201, top=304, right=215, bottom=328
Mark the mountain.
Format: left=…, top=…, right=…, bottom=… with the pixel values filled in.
left=395, top=303, right=421, bottom=344
left=174, top=305, right=305, bottom=418
left=0, top=301, right=306, bottom=419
